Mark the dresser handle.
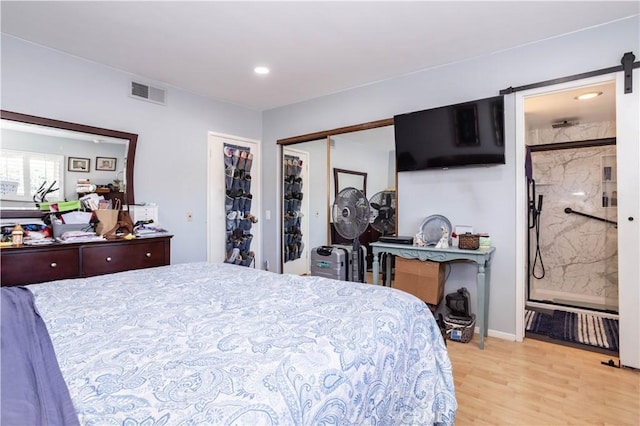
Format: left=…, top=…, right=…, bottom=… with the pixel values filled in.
left=106, top=256, right=112, bottom=262
left=50, top=262, right=57, bottom=268
left=146, top=252, right=152, bottom=258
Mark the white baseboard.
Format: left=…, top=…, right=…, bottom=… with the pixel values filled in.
left=473, top=327, right=517, bottom=342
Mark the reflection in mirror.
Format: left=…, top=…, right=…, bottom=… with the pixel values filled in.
left=334, top=168, right=367, bottom=197
left=282, top=140, right=328, bottom=276
left=279, top=121, right=396, bottom=277
left=329, top=127, right=396, bottom=273
left=0, top=110, right=137, bottom=218
left=329, top=126, right=396, bottom=209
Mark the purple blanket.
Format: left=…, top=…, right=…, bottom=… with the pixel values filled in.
left=1, top=287, right=79, bottom=426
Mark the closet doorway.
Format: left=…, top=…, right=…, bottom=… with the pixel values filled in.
left=207, top=132, right=261, bottom=269
left=524, top=80, right=618, bottom=313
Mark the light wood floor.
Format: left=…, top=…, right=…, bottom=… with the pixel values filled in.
left=365, top=271, right=638, bottom=424
left=447, top=336, right=639, bottom=425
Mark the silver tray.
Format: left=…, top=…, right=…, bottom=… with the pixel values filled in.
left=418, top=214, right=452, bottom=245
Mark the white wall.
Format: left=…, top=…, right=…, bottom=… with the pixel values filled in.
left=1, top=35, right=261, bottom=264
left=262, top=16, right=640, bottom=337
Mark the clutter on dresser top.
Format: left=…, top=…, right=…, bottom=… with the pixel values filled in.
left=413, top=216, right=490, bottom=250
left=1, top=193, right=167, bottom=246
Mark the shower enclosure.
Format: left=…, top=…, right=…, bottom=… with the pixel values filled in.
left=527, top=133, right=618, bottom=313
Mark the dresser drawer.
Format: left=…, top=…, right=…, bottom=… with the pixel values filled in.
left=82, top=240, right=167, bottom=276
left=1, top=248, right=80, bottom=286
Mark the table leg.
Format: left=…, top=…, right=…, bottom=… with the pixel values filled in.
left=484, top=264, right=491, bottom=338
left=372, top=251, right=379, bottom=285
left=385, top=253, right=392, bottom=287
left=477, top=263, right=486, bottom=349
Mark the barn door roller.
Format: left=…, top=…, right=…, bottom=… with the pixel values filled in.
left=621, top=51, right=635, bottom=94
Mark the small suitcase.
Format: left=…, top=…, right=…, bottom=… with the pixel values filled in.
left=310, top=246, right=348, bottom=281
left=331, top=244, right=367, bottom=282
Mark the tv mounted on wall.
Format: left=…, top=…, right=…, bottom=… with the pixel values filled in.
left=394, top=95, right=505, bottom=171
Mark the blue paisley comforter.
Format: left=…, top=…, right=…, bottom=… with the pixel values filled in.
left=28, top=262, right=456, bottom=425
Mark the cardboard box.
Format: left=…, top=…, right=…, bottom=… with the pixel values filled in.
left=393, top=257, right=446, bottom=305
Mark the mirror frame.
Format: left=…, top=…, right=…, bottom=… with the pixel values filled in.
left=0, top=110, right=138, bottom=219
left=334, top=168, right=367, bottom=197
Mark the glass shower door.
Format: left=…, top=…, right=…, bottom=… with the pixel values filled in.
left=528, top=143, right=618, bottom=313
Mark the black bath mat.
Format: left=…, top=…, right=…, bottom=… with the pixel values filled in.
left=525, top=309, right=553, bottom=335
left=551, top=310, right=619, bottom=352
left=525, top=309, right=619, bottom=352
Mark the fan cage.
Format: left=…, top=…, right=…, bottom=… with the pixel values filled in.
left=369, top=190, right=396, bottom=236
left=333, top=187, right=370, bottom=240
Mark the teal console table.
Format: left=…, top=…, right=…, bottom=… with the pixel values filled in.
left=370, top=242, right=496, bottom=349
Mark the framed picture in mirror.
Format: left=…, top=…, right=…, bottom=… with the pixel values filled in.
left=96, top=156, right=117, bottom=171
left=68, top=157, right=90, bottom=172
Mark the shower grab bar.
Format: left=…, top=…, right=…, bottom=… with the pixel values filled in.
left=564, top=207, right=617, bottom=227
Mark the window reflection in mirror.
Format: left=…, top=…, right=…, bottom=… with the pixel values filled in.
left=0, top=149, right=64, bottom=202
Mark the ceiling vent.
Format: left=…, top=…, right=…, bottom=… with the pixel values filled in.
left=551, top=119, right=579, bottom=129
left=130, top=81, right=166, bottom=105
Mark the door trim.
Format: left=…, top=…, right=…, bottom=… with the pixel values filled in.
left=514, top=73, right=619, bottom=343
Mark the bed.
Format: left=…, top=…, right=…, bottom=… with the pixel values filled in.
left=2, top=262, right=456, bottom=425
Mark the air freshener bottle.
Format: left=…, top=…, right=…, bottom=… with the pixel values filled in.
left=11, top=223, right=24, bottom=246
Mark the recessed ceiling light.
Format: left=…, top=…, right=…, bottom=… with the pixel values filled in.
left=254, top=66, right=270, bottom=75
left=575, top=91, right=603, bottom=100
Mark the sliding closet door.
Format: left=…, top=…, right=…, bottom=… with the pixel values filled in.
left=207, top=132, right=261, bottom=270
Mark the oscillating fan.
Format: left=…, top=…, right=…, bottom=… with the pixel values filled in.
left=332, top=187, right=370, bottom=282
left=369, top=190, right=396, bottom=236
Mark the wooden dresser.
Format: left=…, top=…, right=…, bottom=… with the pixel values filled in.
left=1, top=235, right=172, bottom=287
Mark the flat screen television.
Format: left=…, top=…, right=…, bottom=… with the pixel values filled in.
left=394, top=95, right=505, bottom=171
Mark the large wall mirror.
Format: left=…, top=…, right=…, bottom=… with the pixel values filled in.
left=278, top=118, right=396, bottom=278
left=0, top=110, right=137, bottom=218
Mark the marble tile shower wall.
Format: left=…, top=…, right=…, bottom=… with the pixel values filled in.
left=527, top=121, right=617, bottom=305
left=527, top=121, right=616, bottom=145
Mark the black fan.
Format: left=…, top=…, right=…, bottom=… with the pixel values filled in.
left=332, top=187, right=370, bottom=282
left=369, top=190, right=396, bottom=236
